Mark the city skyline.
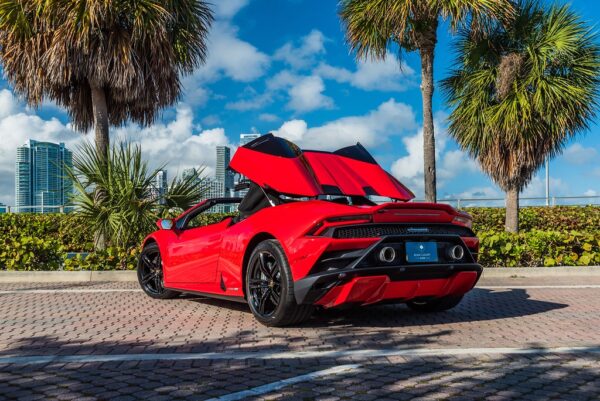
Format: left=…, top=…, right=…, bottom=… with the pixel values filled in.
left=14, top=139, right=73, bottom=213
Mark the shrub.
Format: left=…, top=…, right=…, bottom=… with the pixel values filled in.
left=0, top=235, right=62, bottom=271
left=1, top=207, right=598, bottom=270
left=63, top=247, right=140, bottom=271
left=478, top=230, right=600, bottom=267
left=467, top=206, right=600, bottom=232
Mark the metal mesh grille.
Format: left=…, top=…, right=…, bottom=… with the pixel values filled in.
left=333, top=224, right=473, bottom=239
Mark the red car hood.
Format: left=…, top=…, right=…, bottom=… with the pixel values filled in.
left=229, top=134, right=414, bottom=201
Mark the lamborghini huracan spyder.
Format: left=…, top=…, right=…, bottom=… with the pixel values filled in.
left=138, top=134, right=482, bottom=326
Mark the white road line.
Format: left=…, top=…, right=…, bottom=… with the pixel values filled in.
left=2, top=285, right=599, bottom=295
left=1, top=346, right=598, bottom=366
left=479, top=285, right=600, bottom=289
left=0, top=289, right=140, bottom=294
left=204, top=364, right=361, bottom=401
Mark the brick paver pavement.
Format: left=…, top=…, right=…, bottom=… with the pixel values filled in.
left=0, top=279, right=599, bottom=400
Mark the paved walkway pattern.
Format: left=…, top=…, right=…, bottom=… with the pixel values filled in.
left=0, top=278, right=599, bottom=400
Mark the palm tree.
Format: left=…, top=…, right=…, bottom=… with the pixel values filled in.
left=69, top=142, right=206, bottom=250
left=339, top=0, right=514, bottom=203
left=0, top=0, right=213, bottom=158
left=442, top=0, right=599, bottom=232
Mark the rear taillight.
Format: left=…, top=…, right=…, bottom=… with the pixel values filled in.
left=308, top=214, right=373, bottom=236
left=326, top=214, right=372, bottom=223
left=452, top=214, right=472, bottom=228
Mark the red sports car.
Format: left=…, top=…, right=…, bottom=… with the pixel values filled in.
left=138, top=134, right=482, bottom=326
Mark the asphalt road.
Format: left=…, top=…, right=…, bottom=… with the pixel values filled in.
left=0, top=277, right=599, bottom=400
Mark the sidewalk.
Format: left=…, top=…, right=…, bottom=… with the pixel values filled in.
left=0, top=266, right=599, bottom=283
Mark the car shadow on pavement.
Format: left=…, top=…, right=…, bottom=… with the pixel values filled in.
left=183, top=287, right=568, bottom=329
left=310, top=288, right=568, bottom=328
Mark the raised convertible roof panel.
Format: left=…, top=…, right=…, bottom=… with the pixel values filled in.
left=229, top=133, right=414, bottom=201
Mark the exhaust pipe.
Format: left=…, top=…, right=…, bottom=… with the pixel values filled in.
left=448, top=245, right=465, bottom=261
left=379, top=246, right=396, bottom=263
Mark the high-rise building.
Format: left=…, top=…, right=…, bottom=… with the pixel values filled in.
left=198, top=179, right=230, bottom=213
left=152, top=170, right=168, bottom=204
left=240, top=133, right=261, bottom=146
left=15, top=140, right=73, bottom=213
left=216, top=146, right=234, bottom=193
left=182, top=167, right=199, bottom=182
left=236, top=133, right=262, bottom=198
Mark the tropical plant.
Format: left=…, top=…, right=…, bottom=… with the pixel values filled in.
left=0, top=0, right=213, bottom=157
left=442, top=0, right=600, bottom=232
left=68, top=142, right=206, bottom=250
left=339, top=0, right=514, bottom=203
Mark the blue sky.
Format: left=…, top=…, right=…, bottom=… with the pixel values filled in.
left=0, top=0, right=599, bottom=205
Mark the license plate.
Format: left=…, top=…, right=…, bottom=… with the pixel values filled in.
left=406, top=242, right=438, bottom=263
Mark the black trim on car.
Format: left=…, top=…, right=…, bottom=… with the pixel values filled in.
left=165, top=288, right=246, bottom=303
left=294, top=234, right=482, bottom=305
left=333, top=142, right=377, bottom=164
left=321, top=223, right=476, bottom=239
left=243, top=133, right=302, bottom=158
left=176, top=198, right=242, bottom=230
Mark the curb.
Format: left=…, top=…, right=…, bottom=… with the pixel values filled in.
left=481, top=266, right=600, bottom=278
left=0, top=271, right=136, bottom=283
left=0, top=267, right=599, bottom=283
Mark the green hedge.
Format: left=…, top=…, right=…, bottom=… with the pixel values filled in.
left=0, top=208, right=598, bottom=270
left=0, top=212, right=233, bottom=271
left=467, top=206, right=600, bottom=232
left=478, top=230, right=600, bottom=267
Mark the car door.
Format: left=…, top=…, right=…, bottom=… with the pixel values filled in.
left=166, top=217, right=232, bottom=284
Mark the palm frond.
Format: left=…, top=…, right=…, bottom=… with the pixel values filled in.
left=68, top=142, right=206, bottom=249
left=442, top=0, right=600, bottom=192
left=0, top=0, right=213, bottom=131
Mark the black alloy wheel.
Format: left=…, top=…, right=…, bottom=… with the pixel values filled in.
left=246, top=240, right=313, bottom=326
left=137, top=242, right=178, bottom=299
left=248, top=250, right=282, bottom=317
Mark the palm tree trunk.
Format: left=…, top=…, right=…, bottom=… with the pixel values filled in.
left=91, top=86, right=109, bottom=159
left=419, top=44, right=437, bottom=203
left=505, top=187, right=519, bottom=233
left=90, top=86, right=109, bottom=250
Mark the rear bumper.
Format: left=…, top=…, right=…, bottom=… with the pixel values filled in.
left=294, top=263, right=482, bottom=307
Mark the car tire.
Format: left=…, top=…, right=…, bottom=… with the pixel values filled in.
left=245, top=240, right=314, bottom=327
left=406, top=295, right=463, bottom=313
left=137, top=242, right=179, bottom=300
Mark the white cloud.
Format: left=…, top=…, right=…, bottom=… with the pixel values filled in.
left=275, top=98, right=417, bottom=149
left=562, top=143, right=598, bottom=165
left=276, top=120, right=308, bottom=143
left=0, top=89, right=21, bottom=119
left=264, top=71, right=334, bottom=113
left=287, top=75, right=333, bottom=113
left=274, top=30, right=327, bottom=70
left=193, top=22, right=270, bottom=83
left=226, top=88, right=273, bottom=111
left=114, top=105, right=234, bottom=177
left=213, top=0, right=250, bottom=19
left=258, top=113, right=279, bottom=122
left=200, top=114, right=221, bottom=126
left=584, top=189, right=598, bottom=197
left=0, top=89, right=233, bottom=205
left=180, top=1, right=269, bottom=104
left=390, top=115, right=477, bottom=195
left=316, top=58, right=416, bottom=92
left=521, top=176, right=567, bottom=198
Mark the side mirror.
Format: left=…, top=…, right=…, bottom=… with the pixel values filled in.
left=158, top=219, right=174, bottom=230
